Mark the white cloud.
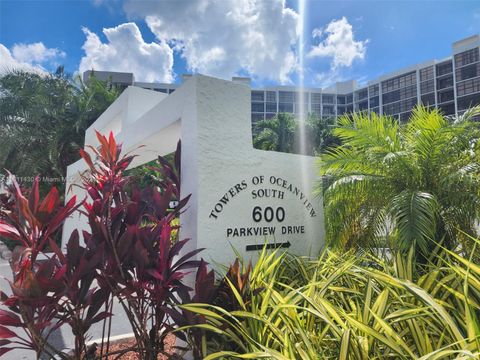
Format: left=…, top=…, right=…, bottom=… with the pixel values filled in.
left=12, top=42, right=65, bottom=63
left=313, top=71, right=344, bottom=88
left=124, top=0, right=299, bottom=84
left=79, top=23, right=174, bottom=83
left=308, top=17, right=368, bottom=69
left=0, top=42, right=64, bottom=75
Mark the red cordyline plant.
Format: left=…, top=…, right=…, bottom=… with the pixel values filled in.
left=166, top=259, right=218, bottom=359
left=81, top=132, right=214, bottom=359
left=0, top=131, right=215, bottom=359
left=0, top=176, right=109, bottom=359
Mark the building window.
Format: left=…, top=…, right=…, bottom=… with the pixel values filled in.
left=457, top=77, right=480, bottom=96
left=420, top=66, right=434, bottom=82
left=437, top=89, right=454, bottom=103
left=312, top=103, right=322, bottom=114
left=454, top=48, right=480, bottom=68
left=346, top=94, right=353, bottom=104
left=399, top=111, right=412, bottom=123
left=383, top=98, right=417, bottom=115
left=381, top=72, right=416, bottom=93
left=357, top=100, right=368, bottom=111
left=322, top=94, right=335, bottom=104
left=355, top=88, right=368, bottom=101
left=457, top=93, right=480, bottom=111
left=295, top=92, right=308, bottom=103
left=279, top=91, right=295, bottom=102
left=336, top=95, right=346, bottom=104
left=251, top=102, right=264, bottom=112
left=266, top=91, right=276, bottom=102
left=311, top=93, right=322, bottom=103
left=266, top=102, right=277, bottom=112
left=437, top=75, right=453, bottom=90
left=438, top=102, right=455, bottom=116
left=455, top=63, right=480, bottom=82
left=421, top=93, right=436, bottom=106
left=420, top=79, right=435, bottom=94
left=322, top=105, right=335, bottom=115
left=337, top=106, right=346, bottom=115
left=251, top=90, right=264, bottom=102
left=295, top=103, right=308, bottom=114
left=382, top=84, right=417, bottom=104
left=369, top=84, right=379, bottom=96
left=436, top=61, right=453, bottom=76
left=369, top=96, right=379, bottom=108
left=278, top=103, right=293, bottom=113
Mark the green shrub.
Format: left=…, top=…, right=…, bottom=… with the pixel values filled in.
left=182, top=241, right=480, bottom=359
left=318, top=105, right=480, bottom=260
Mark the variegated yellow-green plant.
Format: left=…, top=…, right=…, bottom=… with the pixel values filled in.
left=181, top=238, right=479, bottom=359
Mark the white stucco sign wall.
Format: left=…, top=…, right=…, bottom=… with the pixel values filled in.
left=62, top=75, right=324, bottom=265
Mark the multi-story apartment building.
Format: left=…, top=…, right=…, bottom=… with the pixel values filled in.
left=251, top=34, right=480, bottom=124
left=84, top=34, right=480, bottom=125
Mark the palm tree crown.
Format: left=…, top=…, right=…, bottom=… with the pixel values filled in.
left=0, top=68, right=119, bottom=194
left=254, top=113, right=297, bottom=153
left=319, top=106, right=480, bottom=258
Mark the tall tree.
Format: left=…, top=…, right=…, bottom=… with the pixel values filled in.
left=0, top=67, right=119, bottom=194
left=319, top=106, right=480, bottom=259
left=253, top=113, right=297, bottom=153
left=304, top=114, right=340, bottom=155
left=253, top=113, right=340, bottom=155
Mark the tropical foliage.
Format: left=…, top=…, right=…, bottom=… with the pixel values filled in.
left=319, top=106, right=480, bottom=260
left=0, top=68, right=119, bottom=195
left=254, top=113, right=297, bottom=153
left=304, top=114, right=340, bottom=155
left=182, top=243, right=480, bottom=359
left=0, top=133, right=209, bottom=359
left=253, top=113, right=338, bottom=155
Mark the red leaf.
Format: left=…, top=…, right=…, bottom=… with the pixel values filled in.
left=108, top=131, right=117, bottom=162
left=16, top=196, right=36, bottom=231
left=28, top=177, right=40, bottom=212
left=54, top=264, right=68, bottom=281
left=147, top=269, right=164, bottom=281
left=0, top=310, right=22, bottom=327
left=46, top=196, right=78, bottom=236
left=88, top=311, right=112, bottom=326
left=95, top=131, right=110, bottom=161
left=0, top=326, right=17, bottom=339
left=0, top=222, right=21, bottom=242
left=66, top=230, right=80, bottom=267
left=87, top=186, right=100, bottom=201
left=79, top=149, right=95, bottom=172
left=38, top=187, right=59, bottom=215
left=49, top=238, right=66, bottom=264
left=0, top=347, right=13, bottom=356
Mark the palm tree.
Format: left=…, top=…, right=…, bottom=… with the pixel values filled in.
left=305, top=114, right=340, bottom=155
left=0, top=68, right=119, bottom=194
left=254, top=113, right=297, bottom=153
left=319, top=105, right=480, bottom=259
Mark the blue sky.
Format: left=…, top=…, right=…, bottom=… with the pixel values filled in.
left=1, top=0, right=479, bottom=88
